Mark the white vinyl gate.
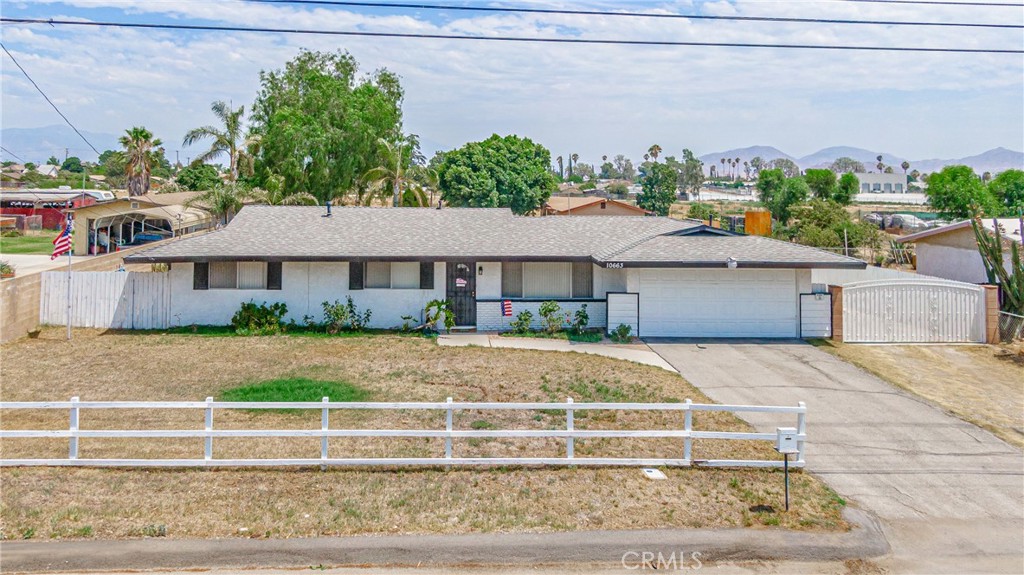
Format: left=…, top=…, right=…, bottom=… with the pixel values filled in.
left=40, top=271, right=170, bottom=330
left=842, top=279, right=985, bottom=343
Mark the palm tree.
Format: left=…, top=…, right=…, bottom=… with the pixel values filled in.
left=556, top=156, right=564, bottom=180
left=720, top=158, right=726, bottom=178
left=743, top=161, right=750, bottom=180
left=363, top=138, right=419, bottom=207
left=734, top=157, right=741, bottom=180
left=602, top=155, right=608, bottom=162
left=648, top=145, right=662, bottom=163
left=901, top=160, right=910, bottom=177
left=876, top=154, right=884, bottom=173
left=250, top=174, right=318, bottom=206
left=570, top=153, right=579, bottom=178
left=185, top=182, right=257, bottom=225
left=182, top=101, right=247, bottom=182
left=118, top=126, right=163, bottom=197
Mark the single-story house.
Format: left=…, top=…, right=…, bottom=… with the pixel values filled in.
left=71, top=191, right=214, bottom=255
left=543, top=196, right=650, bottom=216
left=897, top=218, right=1022, bottom=284
left=124, top=206, right=865, bottom=337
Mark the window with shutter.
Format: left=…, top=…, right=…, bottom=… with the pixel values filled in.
left=366, top=262, right=391, bottom=288
left=501, top=262, right=523, bottom=298
left=420, top=262, right=434, bottom=289
left=349, top=261, right=364, bottom=290
left=193, top=262, right=209, bottom=290
left=266, top=262, right=282, bottom=290
left=209, top=262, right=238, bottom=289
left=572, top=262, right=593, bottom=298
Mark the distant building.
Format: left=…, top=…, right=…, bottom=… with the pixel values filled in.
left=543, top=196, right=650, bottom=216
left=855, top=172, right=907, bottom=194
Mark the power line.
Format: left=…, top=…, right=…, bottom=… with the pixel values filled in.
left=2, top=18, right=1021, bottom=53
left=1, top=43, right=102, bottom=156
left=0, top=146, right=26, bottom=163
left=842, top=0, right=1023, bottom=7
left=248, top=0, right=1024, bottom=28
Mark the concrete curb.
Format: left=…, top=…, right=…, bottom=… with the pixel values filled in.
left=0, top=508, right=888, bottom=572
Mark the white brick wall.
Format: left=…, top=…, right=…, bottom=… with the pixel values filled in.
left=477, top=300, right=607, bottom=332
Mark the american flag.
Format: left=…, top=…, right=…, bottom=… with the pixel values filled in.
left=502, top=300, right=512, bottom=317
left=51, top=212, right=74, bottom=260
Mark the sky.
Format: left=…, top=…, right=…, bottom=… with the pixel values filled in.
left=1, top=0, right=1023, bottom=167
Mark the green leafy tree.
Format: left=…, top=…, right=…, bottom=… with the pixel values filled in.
left=251, top=49, right=405, bottom=203
left=757, top=169, right=806, bottom=224
left=117, top=126, right=163, bottom=196
left=768, top=158, right=800, bottom=178
left=183, top=100, right=252, bottom=182
left=988, top=169, right=1024, bottom=216
left=687, top=202, right=719, bottom=222
left=437, top=134, right=556, bottom=214
left=24, top=162, right=36, bottom=171
left=836, top=172, right=859, bottom=205
left=804, top=169, right=837, bottom=200
left=614, top=155, right=636, bottom=181
left=637, top=161, right=678, bottom=216
left=675, top=149, right=705, bottom=200
left=175, top=163, right=222, bottom=191
left=60, top=156, right=83, bottom=173
left=647, top=144, right=662, bottom=163
left=46, top=156, right=59, bottom=166
left=788, top=199, right=883, bottom=252
left=925, top=165, right=997, bottom=219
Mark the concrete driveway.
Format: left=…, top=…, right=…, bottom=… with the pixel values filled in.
left=648, top=339, right=1024, bottom=575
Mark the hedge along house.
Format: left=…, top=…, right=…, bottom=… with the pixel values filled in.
left=123, top=205, right=865, bottom=337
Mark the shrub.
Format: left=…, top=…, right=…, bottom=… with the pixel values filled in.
left=424, top=298, right=455, bottom=333
left=610, top=323, right=632, bottom=343
left=510, top=310, right=533, bottom=334
left=687, top=202, right=719, bottom=222
left=569, top=304, right=589, bottom=335
left=322, top=296, right=372, bottom=333
left=231, top=300, right=288, bottom=335
left=538, top=300, right=563, bottom=334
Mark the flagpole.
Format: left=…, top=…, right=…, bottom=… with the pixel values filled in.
left=65, top=207, right=72, bottom=341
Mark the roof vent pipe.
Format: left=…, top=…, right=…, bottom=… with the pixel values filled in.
left=324, top=201, right=332, bottom=218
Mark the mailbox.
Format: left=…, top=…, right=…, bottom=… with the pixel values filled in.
left=775, top=427, right=799, bottom=454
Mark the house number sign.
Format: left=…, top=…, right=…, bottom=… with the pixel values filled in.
left=605, top=262, right=624, bottom=269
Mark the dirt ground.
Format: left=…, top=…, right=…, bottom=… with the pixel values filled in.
left=0, top=329, right=847, bottom=540
left=813, top=341, right=1024, bottom=448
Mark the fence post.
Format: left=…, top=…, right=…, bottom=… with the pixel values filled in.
left=69, top=396, right=80, bottom=460
left=204, top=396, right=213, bottom=461
left=683, top=398, right=692, bottom=462
left=566, top=397, right=574, bottom=459
left=321, top=397, right=329, bottom=470
left=796, top=401, right=807, bottom=464
left=445, top=397, right=453, bottom=459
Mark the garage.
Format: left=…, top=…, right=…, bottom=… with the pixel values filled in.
left=635, top=268, right=799, bottom=338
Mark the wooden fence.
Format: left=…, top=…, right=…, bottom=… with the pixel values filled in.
left=39, top=271, right=169, bottom=330
left=0, top=398, right=807, bottom=468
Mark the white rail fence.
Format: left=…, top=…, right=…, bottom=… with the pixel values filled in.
left=0, top=398, right=806, bottom=468
left=841, top=278, right=986, bottom=343
left=39, top=271, right=170, bottom=330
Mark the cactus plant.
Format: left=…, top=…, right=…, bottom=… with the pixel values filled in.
left=972, top=216, right=1024, bottom=314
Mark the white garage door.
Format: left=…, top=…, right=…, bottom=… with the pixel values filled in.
left=638, top=269, right=798, bottom=338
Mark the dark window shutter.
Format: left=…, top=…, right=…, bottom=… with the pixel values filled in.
left=420, top=262, right=434, bottom=289
left=193, top=262, right=209, bottom=290
left=349, top=261, right=364, bottom=290
left=266, top=262, right=282, bottom=290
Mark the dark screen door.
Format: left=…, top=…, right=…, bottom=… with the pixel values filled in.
left=446, top=261, right=476, bottom=326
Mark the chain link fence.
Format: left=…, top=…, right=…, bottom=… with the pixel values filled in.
left=999, top=312, right=1024, bottom=343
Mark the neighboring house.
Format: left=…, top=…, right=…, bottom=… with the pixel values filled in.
left=856, top=172, right=907, bottom=194
left=543, top=196, right=650, bottom=216
left=0, top=189, right=96, bottom=228
left=36, top=165, right=60, bottom=178
left=898, top=219, right=1022, bottom=284
left=70, top=191, right=214, bottom=255
left=124, top=206, right=864, bottom=337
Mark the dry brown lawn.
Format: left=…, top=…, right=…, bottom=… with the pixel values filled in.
left=812, top=340, right=1024, bottom=448
left=0, top=328, right=848, bottom=540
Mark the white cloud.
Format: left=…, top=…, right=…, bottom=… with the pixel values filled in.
left=1, top=0, right=1021, bottom=164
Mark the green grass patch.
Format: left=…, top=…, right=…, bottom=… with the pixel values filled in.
left=0, top=234, right=57, bottom=255
left=220, top=378, right=370, bottom=413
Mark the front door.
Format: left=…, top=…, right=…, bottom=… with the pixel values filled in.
left=446, top=261, right=476, bottom=326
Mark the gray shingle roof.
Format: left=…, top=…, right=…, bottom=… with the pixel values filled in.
left=599, top=233, right=865, bottom=268
left=123, top=205, right=865, bottom=269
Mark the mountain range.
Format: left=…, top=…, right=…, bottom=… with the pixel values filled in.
left=698, top=145, right=1023, bottom=176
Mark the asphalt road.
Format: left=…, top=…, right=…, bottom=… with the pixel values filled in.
left=648, top=339, right=1024, bottom=575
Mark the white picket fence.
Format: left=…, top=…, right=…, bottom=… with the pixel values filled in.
left=0, top=398, right=807, bottom=468
left=842, top=279, right=986, bottom=343
left=39, top=271, right=170, bottom=330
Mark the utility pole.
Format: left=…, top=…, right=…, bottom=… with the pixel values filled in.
left=64, top=147, right=69, bottom=163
